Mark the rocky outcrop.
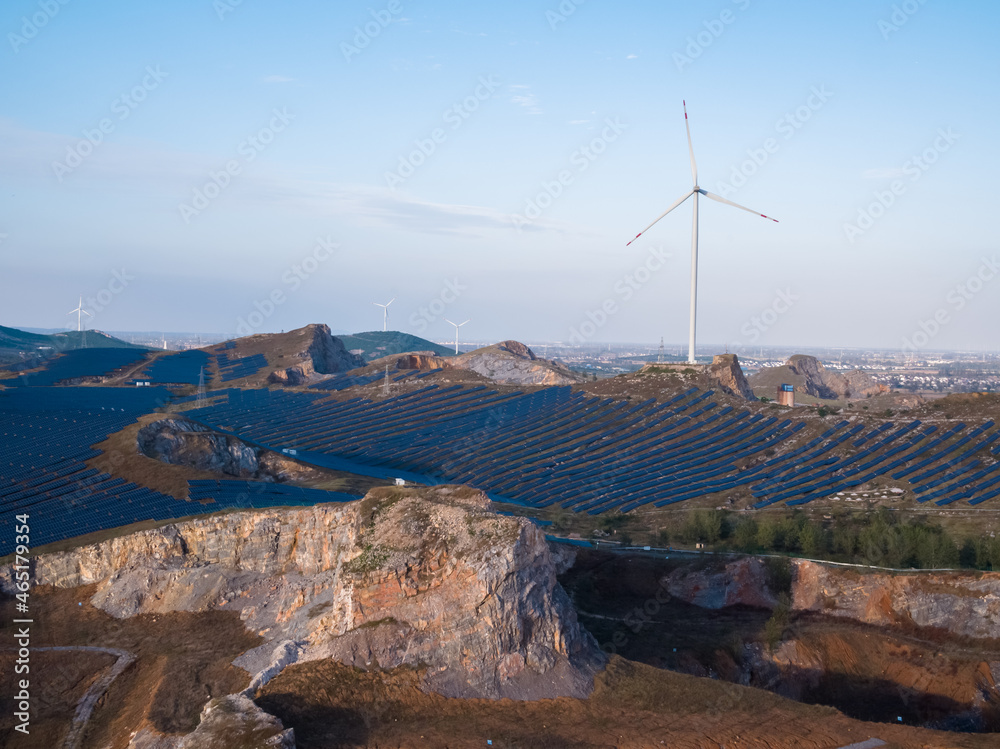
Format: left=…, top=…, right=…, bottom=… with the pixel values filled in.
left=268, top=324, right=365, bottom=386
left=663, top=556, right=1000, bottom=641
left=1, top=486, right=603, bottom=700
left=749, top=355, right=890, bottom=401
left=136, top=418, right=323, bottom=483
left=383, top=341, right=581, bottom=386
left=128, top=695, right=294, bottom=748
left=792, top=560, right=1000, bottom=640
left=842, top=369, right=887, bottom=399
left=663, top=556, right=778, bottom=609
left=707, top=354, right=755, bottom=401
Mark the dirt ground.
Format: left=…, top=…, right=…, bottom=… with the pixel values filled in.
left=0, top=584, right=259, bottom=749
left=256, top=655, right=997, bottom=749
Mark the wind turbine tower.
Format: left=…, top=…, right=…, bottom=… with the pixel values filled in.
left=445, top=319, right=469, bottom=355
left=67, top=296, right=92, bottom=332
left=627, top=101, right=779, bottom=365
left=373, top=298, right=395, bottom=332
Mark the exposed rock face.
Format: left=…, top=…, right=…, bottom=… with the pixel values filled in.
left=750, top=355, right=890, bottom=401
left=842, top=369, right=887, bottom=399
left=663, top=556, right=778, bottom=609
left=136, top=418, right=323, bottom=483
left=792, top=560, right=1000, bottom=640
left=707, top=354, right=755, bottom=401
left=1, top=486, right=603, bottom=700
left=389, top=340, right=580, bottom=386
left=663, top=557, right=1000, bottom=641
left=268, top=323, right=365, bottom=385
left=138, top=419, right=258, bottom=477
left=128, top=695, right=294, bottom=748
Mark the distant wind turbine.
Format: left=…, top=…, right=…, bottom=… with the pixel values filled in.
left=626, top=101, right=779, bottom=365
left=373, top=298, right=395, bottom=332
left=445, top=319, right=469, bottom=355
left=67, top=296, right=93, bottom=332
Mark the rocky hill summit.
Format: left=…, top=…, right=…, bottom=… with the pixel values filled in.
left=1, top=485, right=602, bottom=741
left=750, top=354, right=887, bottom=401
left=707, top=354, right=756, bottom=401
left=261, top=323, right=365, bottom=386
left=137, top=417, right=324, bottom=484
left=387, top=340, right=582, bottom=386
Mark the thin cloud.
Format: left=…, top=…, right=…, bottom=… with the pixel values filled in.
left=509, top=85, right=542, bottom=115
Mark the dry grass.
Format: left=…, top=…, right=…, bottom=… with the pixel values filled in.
left=0, top=584, right=260, bottom=749
left=255, top=653, right=995, bottom=748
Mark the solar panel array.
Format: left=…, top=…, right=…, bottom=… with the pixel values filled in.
left=183, top=386, right=1000, bottom=513
left=141, top=350, right=211, bottom=385
left=309, top=368, right=441, bottom=391
left=216, top=352, right=269, bottom=382
left=184, top=386, right=800, bottom=513
left=0, top=387, right=359, bottom=555
left=187, top=479, right=360, bottom=506
left=12, top=348, right=149, bottom=387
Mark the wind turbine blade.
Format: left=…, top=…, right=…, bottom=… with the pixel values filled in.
left=460, top=320, right=470, bottom=326
left=699, top=190, right=779, bottom=222
left=445, top=319, right=455, bottom=327
left=68, top=309, right=78, bottom=315
left=683, top=100, right=697, bottom=185
left=387, top=298, right=395, bottom=306
left=82, top=309, right=93, bottom=317
left=626, top=190, right=694, bottom=246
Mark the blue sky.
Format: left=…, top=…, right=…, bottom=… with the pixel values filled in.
left=1, top=0, right=998, bottom=352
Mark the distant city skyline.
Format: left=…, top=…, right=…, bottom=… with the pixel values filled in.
left=2, top=1, right=998, bottom=352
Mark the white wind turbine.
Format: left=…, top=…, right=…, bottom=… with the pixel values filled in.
left=67, top=296, right=93, bottom=332
left=445, top=319, right=469, bottom=355
left=627, top=101, right=779, bottom=364
left=373, top=298, right=395, bottom=332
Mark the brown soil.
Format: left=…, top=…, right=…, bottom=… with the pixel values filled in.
left=0, top=584, right=260, bottom=749
left=256, top=655, right=995, bottom=748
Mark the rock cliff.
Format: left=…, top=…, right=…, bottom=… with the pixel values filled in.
left=707, top=354, right=756, bottom=401
left=137, top=417, right=325, bottom=483
left=792, top=560, right=1000, bottom=639
left=387, top=340, right=582, bottom=386
left=664, top=556, right=1000, bottom=641
left=268, top=323, right=365, bottom=386
left=749, top=354, right=889, bottom=401
left=1, top=485, right=602, bottom=701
